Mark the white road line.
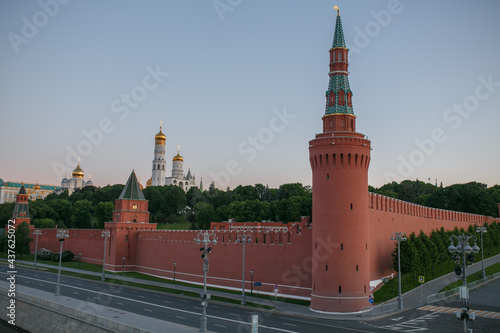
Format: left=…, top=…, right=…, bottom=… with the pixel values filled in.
left=144, top=309, right=152, bottom=312
left=73, top=292, right=79, bottom=294
left=194, top=307, right=202, bottom=310
left=214, top=324, right=226, bottom=328
left=10, top=274, right=298, bottom=332
left=180, top=300, right=189, bottom=303
left=212, top=305, right=220, bottom=308
left=116, top=302, right=124, bottom=305
left=176, top=316, right=186, bottom=320
left=283, top=323, right=297, bottom=327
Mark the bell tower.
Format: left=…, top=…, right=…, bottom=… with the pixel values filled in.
left=309, top=7, right=371, bottom=313
left=152, top=122, right=167, bottom=186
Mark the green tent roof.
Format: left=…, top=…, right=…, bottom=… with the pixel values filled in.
left=118, top=170, right=146, bottom=200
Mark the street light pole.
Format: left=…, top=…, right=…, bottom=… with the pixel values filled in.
left=32, top=230, right=42, bottom=270
left=55, top=229, right=69, bottom=296
left=195, top=231, right=217, bottom=333
left=476, top=226, right=487, bottom=279
left=173, top=262, right=176, bottom=284
left=236, top=233, right=252, bottom=305
left=78, top=252, right=81, bottom=269
left=250, top=270, right=254, bottom=296
left=391, top=232, right=407, bottom=310
left=101, top=230, right=110, bottom=282
left=448, top=234, right=480, bottom=333
left=122, top=256, right=125, bottom=275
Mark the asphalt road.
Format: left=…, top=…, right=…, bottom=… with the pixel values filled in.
left=1, top=266, right=499, bottom=333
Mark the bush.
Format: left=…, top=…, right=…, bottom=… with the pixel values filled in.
left=37, top=248, right=74, bottom=262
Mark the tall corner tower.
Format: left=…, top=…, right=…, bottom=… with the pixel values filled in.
left=152, top=122, right=167, bottom=186
left=309, top=7, right=371, bottom=313
left=113, top=170, right=150, bottom=223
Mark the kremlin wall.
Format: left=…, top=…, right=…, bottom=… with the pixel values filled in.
left=13, top=9, right=500, bottom=313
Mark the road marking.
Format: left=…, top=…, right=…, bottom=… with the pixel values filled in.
left=229, top=313, right=240, bottom=316
left=194, top=307, right=202, bottom=310
left=144, top=309, right=152, bottom=312
left=117, top=302, right=124, bottom=305
left=154, top=294, right=160, bottom=297
left=391, top=316, right=404, bottom=321
left=283, top=323, right=296, bottom=327
left=418, top=305, right=500, bottom=320
left=138, top=295, right=145, bottom=298
left=214, top=324, right=226, bottom=328
left=73, top=292, right=79, bottom=295
left=3, top=273, right=298, bottom=332
left=180, top=299, right=189, bottom=303
left=176, top=316, right=186, bottom=320
left=164, top=300, right=171, bottom=304
left=212, top=305, right=220, bottom=308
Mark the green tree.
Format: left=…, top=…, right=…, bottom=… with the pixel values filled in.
left=193, top=202, right=215, bottom=230
left=71, top=200, right=93, bottom=228
left=94, top=201, right=114, bottom=228
left=15, top=222, right=32, bottom=259
left=33, top=218, right=56, bottom=228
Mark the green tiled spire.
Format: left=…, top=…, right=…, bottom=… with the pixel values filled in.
left=332, top=10, right=346, bottom=48
left=119, top=170, right=146, bottom=200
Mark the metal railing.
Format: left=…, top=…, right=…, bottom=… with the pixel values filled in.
left=361, top=300, right=399, bottom=318
left=426, top=271, right=500, bottom=304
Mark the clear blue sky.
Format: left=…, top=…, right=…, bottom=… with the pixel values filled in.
left=1, top=0, right=499, bottom=190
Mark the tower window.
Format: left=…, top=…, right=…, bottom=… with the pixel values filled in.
left=327, top=174, right=329, bottom=180
left=339, top=285, right=342, bottom=294
left=341, top=243, right=343, bottom=251
left=350, top=203, right=353, bottom=210
left=326, top=264, right=328, bottom=271
left=132, top=203, right=138, bottom=210
left=356, top=264, right=358, bottom=272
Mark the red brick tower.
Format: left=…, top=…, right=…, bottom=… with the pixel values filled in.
left=106, top=170, right=155, bottom=272
left=11, top=184, right=34, bottom=230
left=309, top=7, right=371, bottom=313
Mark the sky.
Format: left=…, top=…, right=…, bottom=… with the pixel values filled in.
left=1, top=0, right=499, bottom=190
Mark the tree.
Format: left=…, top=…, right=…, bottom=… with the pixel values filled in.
left=15, top=222, right=32, bottom=259
left=71, top=200, right=93, bottom=228
left=94, top=201, right=114, bottom=228
left=33, top=218, right=56, bottom=228
left=193, top=202, right=215, bottom=230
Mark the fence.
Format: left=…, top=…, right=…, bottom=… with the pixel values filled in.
left=426, top=271, right=500, bottom=304
left=361, top=300, right=399, bottom=318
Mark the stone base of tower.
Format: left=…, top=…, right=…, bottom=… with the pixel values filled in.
left=310, top=295, right=370, bottom=313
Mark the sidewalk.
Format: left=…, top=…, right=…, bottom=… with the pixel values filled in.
left=4, top=253, right=500, bottom=321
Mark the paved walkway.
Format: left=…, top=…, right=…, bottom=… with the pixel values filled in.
left=4, top=253, right=500, bottom=322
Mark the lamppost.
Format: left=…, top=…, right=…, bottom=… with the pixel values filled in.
left=173, top=262, right=176, bottom=284
left=250, top=269, right=254, bottom=296
left=55, top=229, right=69, bottom=296
left=391, top=232, right=407, bottom=310
left=236, top=233, right=252, bottom=305
left=476, top=226, right=487, bottom=279
left=448, top=234, right=480, bottom=333
left=122, top=256, right=125, bottom=275
left=101, top=230, right=110, bottom=282
left=32, top=230, right=42, bottom=270
left=78, top=252, right=82, bottom=269
left=195, top=231, right=217, bottom=333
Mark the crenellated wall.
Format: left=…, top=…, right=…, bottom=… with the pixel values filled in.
left=29, top=205, right=498, bottom=300
left=367, top=192, right=499, bottom=280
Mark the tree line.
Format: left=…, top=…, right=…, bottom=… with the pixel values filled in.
left=0, top=179, right=498, bottom=230
left=392, top=222, right=500, bottom=281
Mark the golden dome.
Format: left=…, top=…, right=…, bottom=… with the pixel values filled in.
left=173, top=146, right=183, bottom=162
left=146, top=177, right=152, bottom=188
left=33, top=183, right=41, bottom=190
left=155, top=123, right=166, bottom=141
left=72, top=161, right=84, bottom=178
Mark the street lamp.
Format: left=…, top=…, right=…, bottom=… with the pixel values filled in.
left=476, top=226, right=487, bottom=279
left=101, top=230, right=110, bottom=282
left=236, top=233, right=252, bottom=305
left=173, top=262, right=176, bottom=284
left=448, top=234, right=480, bottom=333
left=250, top=269, right=254, bottom=296
left=55, top=229, right=69, bottom=296
left=391, top=232, right=407, bottom=310
left=122, top=256, right=125, bottom=275
left=195, top=231, right=217, bottom=333
left=78, top=252, right=82, bottom=269
left=32, top=230, right=42, bottom=270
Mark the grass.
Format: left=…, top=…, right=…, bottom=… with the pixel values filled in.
left=156, top=222, right=191, bottom=230
left=373, top=245, right=500, bottom=304
left=439, top=263, right=500, bottom=292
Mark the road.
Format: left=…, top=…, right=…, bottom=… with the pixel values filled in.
left=1, top=265, right=499, bottom=333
